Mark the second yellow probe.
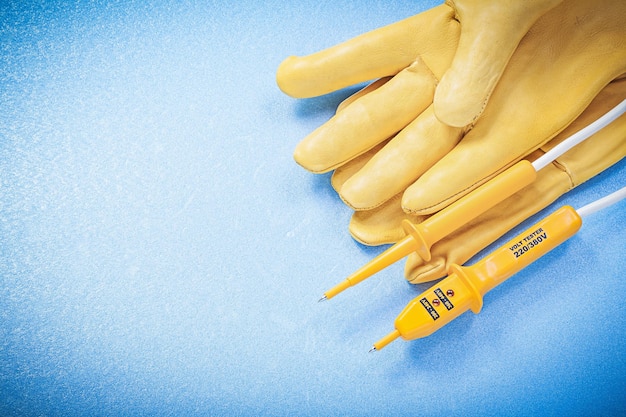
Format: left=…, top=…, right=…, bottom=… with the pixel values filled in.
left=371, top=183, right=626, bottom=351
left=371, top=205, right=582, bottom=351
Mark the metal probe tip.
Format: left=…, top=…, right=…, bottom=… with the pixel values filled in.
left=318, top=295, right=328, bottom=303
left=368, top=346, right=377, bottom=353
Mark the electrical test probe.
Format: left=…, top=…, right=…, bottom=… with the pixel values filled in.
left=370, top=185, right=626, bottom=351
left=319, top=99, right=626, bottom=302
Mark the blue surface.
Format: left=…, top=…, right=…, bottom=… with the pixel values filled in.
left=1, top=1, right=625, bottom=416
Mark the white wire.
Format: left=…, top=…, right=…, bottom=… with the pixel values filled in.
left=577, top=186, right=626, bottom=218
left=532, top=99, right=626, bottom=171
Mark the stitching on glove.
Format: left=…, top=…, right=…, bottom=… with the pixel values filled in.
left=338, top=190, right=389, bottom=212
left=471, top=95, right=490, bottom=125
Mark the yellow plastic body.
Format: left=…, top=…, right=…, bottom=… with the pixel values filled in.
left=374, top=205, right=582, bottom=350
left=404, top=159, right=538, bottom=261
left=324, top=160, right=537, bottom=300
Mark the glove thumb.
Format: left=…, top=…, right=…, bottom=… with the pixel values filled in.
left=434, top=0, right=562, bottom=127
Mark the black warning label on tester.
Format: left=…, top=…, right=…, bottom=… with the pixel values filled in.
left=434, top=288, right=454, bottom=311
left=420, top=298, right=439, bottom=321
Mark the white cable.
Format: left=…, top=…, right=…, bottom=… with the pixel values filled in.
left=532, top=99, right=626, bottom=171
left=577, top=185, right=626, bottom=218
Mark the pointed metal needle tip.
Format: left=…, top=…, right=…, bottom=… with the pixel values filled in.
left=368, top=346, right=377, bottom=353
left=318, top=295, right=328, bottom=303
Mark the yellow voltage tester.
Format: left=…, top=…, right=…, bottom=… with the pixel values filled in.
left=320, top=99, right=626, bottom=301
left=370, top=186, right=626, bottom=351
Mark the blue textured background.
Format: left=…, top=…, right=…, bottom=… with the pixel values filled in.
left=1, top=1, right=624, bottom=415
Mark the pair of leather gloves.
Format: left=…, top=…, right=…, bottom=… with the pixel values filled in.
left=276, top=0, right=626, bottom=284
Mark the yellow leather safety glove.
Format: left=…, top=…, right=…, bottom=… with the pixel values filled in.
left=335, top=78, right=626, bottom=283
left=277, top=0, right=626, bottom=218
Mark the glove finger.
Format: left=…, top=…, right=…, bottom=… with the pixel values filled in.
left=337, top=105, right=464, bottom=210
left=276, top=4, right=459, bottom=98
left=434, top=0, right=562, bottom=127
left=293, top=58, right=437, bottom=173
left=406, top=78, right=626, bottom=283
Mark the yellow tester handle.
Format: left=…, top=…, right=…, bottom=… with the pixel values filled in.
left=403, top=160, right=537, bottom=261
left=374, top=205, right=582, bottom=350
